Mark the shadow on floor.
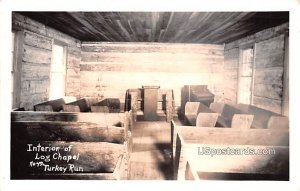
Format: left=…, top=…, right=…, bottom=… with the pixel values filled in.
left=154, top=142, right=174, bottom=180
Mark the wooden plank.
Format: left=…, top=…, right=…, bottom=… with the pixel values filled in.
left=23, top=44, right=52, bottom=64
left=22, top=62, right=51, bottom=80
left=231, top=114, right=254, bottom=129
left=224, top=23, right=288, bottom=50
left=12, top=121, right=126, bottom=143
left=196, top=113, right=218, bottom=127
left=253, top=83, right=283, bottom=100
left=253, top=96, right=282, bottom=114
left=11, top=141, right=126, bottom=179
left=255, top=52, right=284, bottom=68
left=24, top=31, right=52, bottom=50
left=81, top=42, right=224, bottom=55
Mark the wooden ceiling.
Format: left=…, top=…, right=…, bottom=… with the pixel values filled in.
left=17, top=12, right=288, bottom=44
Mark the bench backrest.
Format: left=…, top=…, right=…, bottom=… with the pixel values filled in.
left=196, top=113, right=218, bottom=127
left=91, top=106, right=110, bottom=113
left=63, top=98, right=90, bottom=112
left=221, top=104, right=245, bottom=120
left=185, top=102, right=213, bottom=115
left=34, top=98, right=65, bottom=112
left=235, top=104, right=289, bottom=129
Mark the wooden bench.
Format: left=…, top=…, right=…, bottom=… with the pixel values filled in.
left=209, top=103, right=254, bottom=128
left=233, top=104, right=289, bottom=129
left=34, top=97, right=76, bottom=112
left=11, top=111, right=134, bottom=179
left=184, top=102, right=218, bottom=126
left=174, top=126, right=289, bottom=180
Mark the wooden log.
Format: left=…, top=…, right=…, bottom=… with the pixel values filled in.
left=12, top=121, right=126, bottom=143
left=174, top=127, right=289, bottom=180
left=231, top=114, right=254, bottom=129
left=11, top=141, right=127, bottom=179
left=196, top=113, right=218, bottom=127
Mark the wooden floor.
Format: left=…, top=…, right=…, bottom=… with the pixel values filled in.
left=129, top=121, right=173, bottom=180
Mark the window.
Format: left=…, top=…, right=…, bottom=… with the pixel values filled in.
left=49, top=43, right=66, bottom=100
left=237, top=47, right=254, bottom=104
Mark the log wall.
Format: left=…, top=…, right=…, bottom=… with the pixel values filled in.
left=80, top=42, right=225, bottom=108
left=224, top=23, right=288, bottom=114
left=12, top=13, right=81, bottom=110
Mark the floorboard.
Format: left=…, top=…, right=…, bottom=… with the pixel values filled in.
left=129, top=121, right=173, bottom=180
